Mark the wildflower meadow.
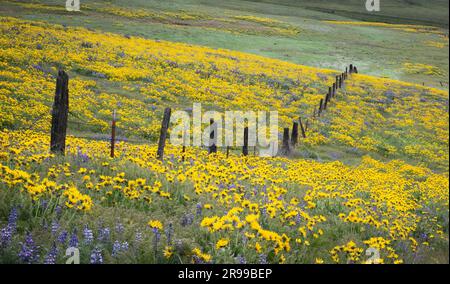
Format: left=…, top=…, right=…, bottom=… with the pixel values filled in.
left=0, top=0, right=448, bottom=266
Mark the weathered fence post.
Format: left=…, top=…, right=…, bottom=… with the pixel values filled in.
left=354, top=66, right=358, bottom=74
left=299, top=117, right=306, bottom=138
left=156, top=107, right=171, bottom=161
left=349, top=64, right=353, bottom=74
left=50, top=70, right=69, bottom=155
left=226, top=146, right=230, bottom=158
left=243, top=127, right=249, bottom=156
left=182, top=129, right=187, bottom=162
left=332, top=83, right=336, bottom=97
left=110, top=110, right=116, bottom=158
left=291, top=121, right=298, bottom=146
left=323, top=94, right=328, bottom=110
left=318, top=98, right=323, bottom=116
left=281, top=128, right=290, bottom=155
left=208, top=119, right=217, bottom=154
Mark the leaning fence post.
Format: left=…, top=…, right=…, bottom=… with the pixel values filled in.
left=332, top=83, right=336, bottom=97
left=50, top=70, right=69, bottom=155
left=291, top=122, right=298, bottom=146
left=281, top=128, right=290, bottom=155
left=110, top=110, right=116, bottom=158
left=208, top=119, right=217, bottom=154
left=243, top=127, right=249, bottom=156
left=299, top=117, right=306, bottom=138
left=156, top=107, right=171, bottom=161
left=318, top=98, right=323, bottom=116
left=354, top=66, right=358, bottom=74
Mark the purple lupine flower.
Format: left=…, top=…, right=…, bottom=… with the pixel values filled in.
left=8, top=207, right=18, bottom=233
left=153, top=229, right=161, bottom=255
left=0, top=226, right=12, bottom=247
left=196, top=203, right=202, bottom=216
left=57, top=230, right=68, bottom=244
left=69, top=230, right=79, bottom=248
left=261, top=207, right=267, bottom=217
left=90, top=247, right=103, bottom=264
left=121, top=241, right=129, bottom=251
left=258, top=254, right=268, bottom=264
left=112, top=241, right=121, bottom=257
left=242, top=234, right=248, bottom=245
left=115, top=222, right=124, bottom=235
left=420, top=232, right=428, bottom=241
left=18, top=233, right=40, bottom=264
left=165, top=223, right=173, bottom=245
left=236, top=255, right=247, bottom=264
left=55, top=205, right=62, bottom=218
left=296, top=213, right=302, bottom=225
left=83, top=225, right=94, bottom=244
left=51, top=220, right=59, bottom=236
left=98, top=227, right=110, bottom=242
left=40, top=200, right=48, bottom=210
left=44, top=243, right=58, bottom=264
left=193, top=255, right=204, bottom=264
left=134, top=231, right=143, bottom=244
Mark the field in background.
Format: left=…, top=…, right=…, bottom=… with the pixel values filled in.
left=0, top=0, right=448, bottom=89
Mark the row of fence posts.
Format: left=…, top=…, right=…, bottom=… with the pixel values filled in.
left=279, top=64, right=358, bottom=155
left=49, top=64, right=358, bottom=161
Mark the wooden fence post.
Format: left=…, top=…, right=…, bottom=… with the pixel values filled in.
left=299, top=117, right=306, bottom=138
left=110, top=110, right=116, bottom=158
left=354, top=66, right=358, bottom=74
left=208, top=119, right=217, bottom=154
left=226, top=146, right=230, bottom=158
left=156, top=107, right=171, bottom=161
left=243, top=127, right=249, bottom=156
left=332, top=83, right=336, bottom=97
left=318, top=98, right=323, bottom=116
left=182, top=129, right=186, bottom=162
left=349, top=64, right=353, bottom=74
left=323, top=94, right=328, bottom=110
left=281, top=128, right=290, bottom=155
left=50, top=70, right=69, bottom=155
left=291, top=121, right=298, bottom=146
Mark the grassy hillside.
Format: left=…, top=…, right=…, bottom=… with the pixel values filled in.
left=0, top=0, right=448, bottom=89
left=0, top=17, right=448, bottom=170
left=248, top=0, right=449, bottom=27
left=0, top=16, right=448, bottom=264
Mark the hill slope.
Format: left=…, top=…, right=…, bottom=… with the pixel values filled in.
left=0, top=0, right=448, bottom=88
